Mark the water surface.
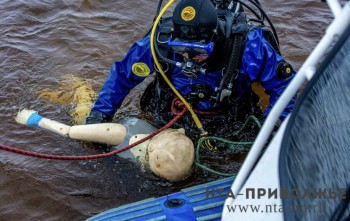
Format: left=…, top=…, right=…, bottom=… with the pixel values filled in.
left=0, top=0, right=334, bottom=220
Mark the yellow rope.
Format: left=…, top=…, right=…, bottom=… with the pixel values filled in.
left=149, top=0, right=207, bottom=136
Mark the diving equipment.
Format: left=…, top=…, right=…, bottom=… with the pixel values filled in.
left=172, top=0, right=218, bottom=41
left=150, top=0, right=281, bottom=134
left=154, top=0, right=279, bottom=71
left=168, top=38, right=215, bottom=56
left=276, top=61, right=294, bottom=80
left=180, top=58, right=206, bottom=78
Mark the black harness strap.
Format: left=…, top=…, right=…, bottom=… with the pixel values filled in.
left=210, top=12, right=251, bottom=106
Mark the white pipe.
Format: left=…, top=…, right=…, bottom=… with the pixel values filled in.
left=224, top=2, right=350, bottom=213
left=327, top=0, right=342, bottom=17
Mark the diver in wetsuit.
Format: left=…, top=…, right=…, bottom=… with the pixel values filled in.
left=86, top=0, right=295, bottom=138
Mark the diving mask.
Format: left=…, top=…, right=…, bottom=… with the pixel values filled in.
left=168, top=38, right=214, bottom=57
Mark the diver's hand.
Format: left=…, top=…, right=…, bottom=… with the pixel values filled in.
left=85, top=110, right=112, bottom=124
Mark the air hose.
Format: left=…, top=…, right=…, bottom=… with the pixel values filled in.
left=195, top=115, right=262, bottom=176
left=149, top=0, right=207, bottom=136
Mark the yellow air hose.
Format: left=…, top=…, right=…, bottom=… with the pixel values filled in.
left=150, top=0, right=207, bottom=136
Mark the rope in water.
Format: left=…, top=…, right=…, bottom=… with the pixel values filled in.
left=0, top=108, right=188, bottom=160
left=195, top=115, right=262, bottom=177
left=1, top=95, right=261, bottom=176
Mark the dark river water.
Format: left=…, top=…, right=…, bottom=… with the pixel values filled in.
left=0, top=0, right=334, bottom=220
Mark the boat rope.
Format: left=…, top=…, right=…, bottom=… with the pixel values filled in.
left=0, top=108, right=188, bottom=160
left=195, top=115, right=262, bottom=177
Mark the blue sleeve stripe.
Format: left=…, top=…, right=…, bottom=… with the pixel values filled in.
left=26, top=113, right=43, bottom=126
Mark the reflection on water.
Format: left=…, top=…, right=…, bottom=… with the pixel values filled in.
left=0, top=0, right=334, bottom=220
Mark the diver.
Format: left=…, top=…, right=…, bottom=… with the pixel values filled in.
left=86, top=0, right=296, bottom=139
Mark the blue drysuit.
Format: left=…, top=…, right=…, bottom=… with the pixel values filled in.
left=92, top=27, right=295, bottom=120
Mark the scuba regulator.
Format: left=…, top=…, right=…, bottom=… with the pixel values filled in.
left=150, top=0, right=281, bottom=135
left=181, top=59, right=207, bottom=78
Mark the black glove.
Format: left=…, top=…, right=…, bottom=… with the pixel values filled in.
left=86, top=110, right=112, bottom=124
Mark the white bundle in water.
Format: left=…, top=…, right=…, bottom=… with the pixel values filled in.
left=16, top=109, right=126, bottom=145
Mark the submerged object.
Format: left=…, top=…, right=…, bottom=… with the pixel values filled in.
left=116, top=118, right=195, bottom=182
left=16, top=112, right=195, bottom=181
left=148, top=128, right=194, bottom=182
